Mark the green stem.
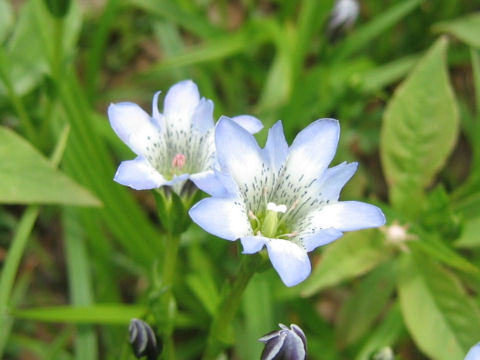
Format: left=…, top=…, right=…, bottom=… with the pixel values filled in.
left=160, top=233, right=180, bottom=360
left=202, top=254, right=261, bottom=360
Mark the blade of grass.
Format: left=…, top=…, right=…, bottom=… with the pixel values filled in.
left=85, top=0, right=121, bottom=102
left=64, top=209, right=98, bottom=360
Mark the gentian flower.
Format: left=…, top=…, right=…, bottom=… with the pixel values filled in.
left=465, top=343, right=480, bottom=360
left=189, top=118, right=385, bottom=286
left=259, top=323, right=307, bottom=360
left=108, top=80, right=262, bottom=192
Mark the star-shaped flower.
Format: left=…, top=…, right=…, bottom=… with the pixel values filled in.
left=189, top=118, right=386, bottom=286
left=108, top=80, right=262, bottom=192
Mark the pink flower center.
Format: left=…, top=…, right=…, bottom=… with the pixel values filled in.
left=171, top=153, right=186, bottom=170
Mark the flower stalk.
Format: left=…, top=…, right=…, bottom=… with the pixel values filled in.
left=202, top=253, right=263, bottom=360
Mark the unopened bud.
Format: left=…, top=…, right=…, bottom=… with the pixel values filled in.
left=259, top=323, right=306, bottom=360
left=129, top=318, right=162, bottom=360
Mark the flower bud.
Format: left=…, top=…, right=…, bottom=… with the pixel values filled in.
left=465, top=342, right=480, bottom=360
left=259, top=323, right=306, bottom=360
left=129, top=318, right=162, bottom=360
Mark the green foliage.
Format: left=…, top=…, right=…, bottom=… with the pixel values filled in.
left=1, top=0, right=479, bottom=359
left=434, top=13, right=480, bottom=48
left=300, top=229, right=392, bottom=296
left=381, top=38, right=459, bottom=217
left=398, top=252, right=480, bottom=360
left=0, top=127, right=100, bottom=206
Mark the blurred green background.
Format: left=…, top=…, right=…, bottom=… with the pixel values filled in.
left=1, top=0, right=480, bottom=359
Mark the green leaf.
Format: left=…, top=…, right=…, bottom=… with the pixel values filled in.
left=13, top=305, right=147, bottom=324
left=0, top=127, right=100, bottom=206
left=300, top=229, right=392, bottom=297
left=434, top=13, right=480, bottom=48
left=336, top=261, right=396, bottom=347
left=398, top=252, right=480, bottom=360
left=380, top=38, right=459, bottom=217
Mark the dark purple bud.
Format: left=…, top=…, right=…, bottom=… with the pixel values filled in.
left=259, top=323, right=307, bottom=360
left=129, top=318, right=162, bottom=360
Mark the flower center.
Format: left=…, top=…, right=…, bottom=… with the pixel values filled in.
left=171, top=153, right=186, bottom=171
left=249, top=201, right=297, bottom=239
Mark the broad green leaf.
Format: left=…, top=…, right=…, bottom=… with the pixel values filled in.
left=380, top=38, right=459, bottom=217
left=13, top=305, right=147, bottom=324
left=336, top=261, right=396, bottom=347
left=398, top=252, right=480, bottom=360
left=0, top=127, right=100, bottom=206
left=434, top=13, right=480, bottom=49
left=334, top=0, right=424, bottom=61
left=300, top=229, right=392, bottom=297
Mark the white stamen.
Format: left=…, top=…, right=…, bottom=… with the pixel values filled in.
left=267, top=202, right=287, bottom=213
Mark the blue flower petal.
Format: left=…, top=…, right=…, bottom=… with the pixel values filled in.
left=319, top=161, right=358, bottom=201
left=302, top=228, right=343, bottom=252
left=265, top=240, right=311, bottom=287
left=230, top=115, right=264, bottom=134
left=189, top=197, right=251, bottom=241
left=264, top=121, right=289, bottom=171
left=151, top=91, right=164, bottom=129
left=465, top=343, right=480, bottom=360
left=163, top=80, right=200, bottom=126
left=286, top=119, right=340, bottom=180
left=164, top=173, right=190, bottom=186
left=192, top=98, right=214, bottom=134
left=310, top=201, right=386, bottom=231
left=215, top=118, right=266, bottom=187
left=114, top=156, right=166, bottom=190
left=108, top=102, right=160, bottom=156
left=241, top=235, right=268, bottom=254
left=190, top=170, right=240, bottom=197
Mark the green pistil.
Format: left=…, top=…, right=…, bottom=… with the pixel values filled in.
left=261, top=209, right=280, bottom=238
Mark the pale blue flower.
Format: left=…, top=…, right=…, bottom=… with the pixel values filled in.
left=465, top=343, right=480, bottom=360
left=108, top=80, right=262, bottom=192
left=189, top=118, right=385, bottom=286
